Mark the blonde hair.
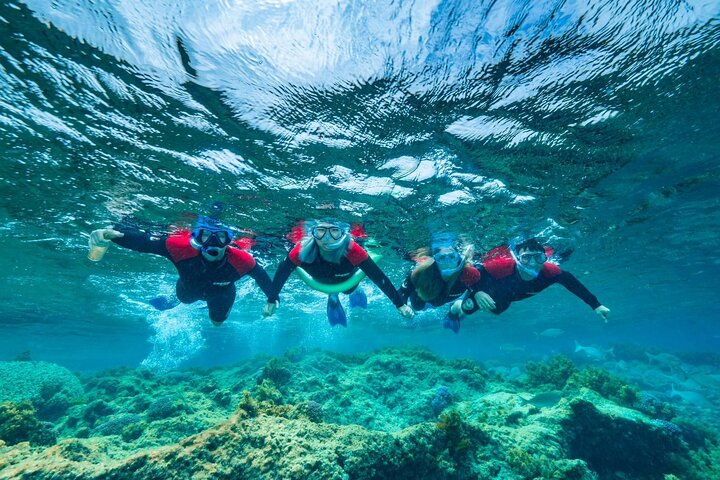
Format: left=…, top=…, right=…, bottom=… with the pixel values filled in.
left=411, top=258, right=444, bottom=301
left=410, top=243, right=475, bottom=302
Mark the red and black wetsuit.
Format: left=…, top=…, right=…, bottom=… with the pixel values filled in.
left=269, top=240, right=405, bottom=307
left=398, top=260, right=481, bottom=310
left=462, top=246, right=601, bottom=315
left=111, top=228, right=274, bottom=323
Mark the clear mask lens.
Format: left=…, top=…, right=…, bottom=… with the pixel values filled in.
left=196, top=228, right=232, bottom=247
left=313, top=226, right=342, bottom=240
left=434, top=249, right=462, bottom=271
left=518, top=252, right=546, bottom=264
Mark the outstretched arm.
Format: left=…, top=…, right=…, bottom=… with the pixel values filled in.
left=555, top=271, right=601, bottom=309
left=396, top=274, right=415, bottom=305
left=247, top=263, right=275, bottom=300
left=268, top=257, right=297, bottom=304
left=109, top=226, right=170, bottom=257
left=247, top=263, right=281, bottom=318
left=358, top=258, right=414, bottom=318
left=556, top=271, right=610, bottom=321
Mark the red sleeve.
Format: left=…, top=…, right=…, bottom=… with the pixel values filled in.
left=227, top=248, right=257, bottom=276
left=540, top=262, right=562, bottom=278
left=165, top=230, right=200, bottom=263
left=459, top=265, right=481, bottom=287
left=345, top=240, right=369, bottom=266
left=288, top=243, right=303, bottom=266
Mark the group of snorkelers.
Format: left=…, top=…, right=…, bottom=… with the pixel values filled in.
left=88, top=216, right=610, bottom=332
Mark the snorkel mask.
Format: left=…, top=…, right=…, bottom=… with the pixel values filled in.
left=311, top=221, right=349, bottom=251
left=431, top=234, right=464, bottom=280
left=509, top=237, right=547, bottom=278
left=190, top=216, right=233, bottom=259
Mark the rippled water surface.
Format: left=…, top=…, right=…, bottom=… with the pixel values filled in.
left=0, top=0, right=718, bottom=370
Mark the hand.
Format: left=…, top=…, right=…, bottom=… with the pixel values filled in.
left=450, top=299, right=464, bottom=316
left=594, top=305, right=610, bottom=323
left=263, top=301, right=279, bottom=317
left=473, top=291, right=496, bottom=311
left=397, top=304, right=415, bottom=318
left=90, top=228, right=124, bottom=247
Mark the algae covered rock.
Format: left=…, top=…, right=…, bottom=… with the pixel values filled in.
left=0, top=400, right=57, bottom=446
left=1, top=348, right=718, bottom=480
left=563, top=391, right=692, bottom=479
left=524, top=355, right=577, bottom=390
left=146, top=395, right=189, bottom=421
left=92, top=413, right=143, bottom=437
left=0, top=361, right=83, bottom=420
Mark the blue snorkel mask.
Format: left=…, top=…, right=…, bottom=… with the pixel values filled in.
left=431, top=233, right=464, bottom=280
left=190, top=216, right=234, bottom=258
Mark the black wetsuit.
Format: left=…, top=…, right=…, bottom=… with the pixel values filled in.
left=269, top=240, right=405, bottom=307
left=112, top=228, right=274, bottom=322
left=398, top=262, right=481, bottom=311
left=461, top=246, right=601, bottom=315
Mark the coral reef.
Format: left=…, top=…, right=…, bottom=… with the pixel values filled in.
left=431, top=386, right=453, bottom=416
left=0, top=348, right=718, bottom=480
left=0, top=401, right=56, bottom=446
left=524, top=355, right=577, bottom=390
left=566, top=367, right=639, bottom=406
left=564, top=392, right=691, bottom=479
left=0, top=361, right=84, bottom=420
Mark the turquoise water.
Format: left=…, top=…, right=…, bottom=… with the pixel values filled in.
left=1, top=0, right=719, bottom=478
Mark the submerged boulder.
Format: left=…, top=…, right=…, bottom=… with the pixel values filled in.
left=562, top=390, right=692, bottom=479
left=0, top=361, right=83, bottom=420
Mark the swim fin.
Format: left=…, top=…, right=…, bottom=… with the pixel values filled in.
left=348, top=289, right=367, bottom=309
left=443, top=311, right=461, bottom=333
left=327, top=294, right=347, bottom=327
left=149, top=295, right=180, bottom=311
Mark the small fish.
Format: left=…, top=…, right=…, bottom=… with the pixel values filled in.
left=645, top=352, right=683, bottom=371
left=574, top=341, right=614, bottom=361
left=688, top=373, right=720, bottom=389
left=521, top=390, right=564, bottom=409
left=499, top=343, right=526, bottom=353
left=536, top=328, right=565, bottom=338
left=670, top=384, right=712, bottom=408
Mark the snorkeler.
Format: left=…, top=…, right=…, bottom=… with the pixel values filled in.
left=88, top=216, right=277, bottom=326
left=264, top=220, right=414, bottom=326
left=398, top=234, right=480, bottom=312
left=445, top=237, right=610, bottom=332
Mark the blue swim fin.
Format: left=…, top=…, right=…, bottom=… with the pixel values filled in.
left=348, top=289, right=367, bottom=309
left=327, top=294, right=347, bottom=327
left=443, top=311, right=461, bottom=333
left=149, top=295, right=180, bottom=311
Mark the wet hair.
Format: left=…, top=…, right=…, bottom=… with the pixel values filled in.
left=514, top=238, right=544, bottom=253
left=410, top=259, right=444, bottom=301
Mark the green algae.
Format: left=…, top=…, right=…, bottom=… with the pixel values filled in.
left=0, top=348, right=718, bottom=480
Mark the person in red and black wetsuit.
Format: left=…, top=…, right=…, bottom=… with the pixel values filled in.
left=397, top=235, right=480, bottom=317
left=446, top=238, right=610, bottom=332
left=265, top=220, right=415, bottom=326
left=88, top=217, right=276, bottom=326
